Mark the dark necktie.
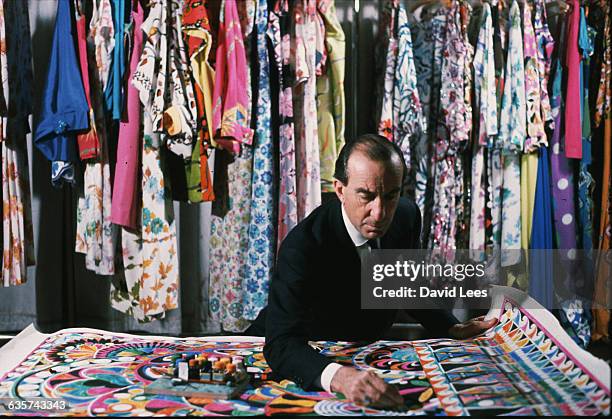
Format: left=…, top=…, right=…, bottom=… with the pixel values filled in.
left=367, top=239, right=379, bottom=250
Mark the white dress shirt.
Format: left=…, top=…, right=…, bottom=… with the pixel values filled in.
left=317, top=204, right=377, bottom=392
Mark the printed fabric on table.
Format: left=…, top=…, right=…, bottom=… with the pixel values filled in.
left=0, top=293, right=609, bottom=416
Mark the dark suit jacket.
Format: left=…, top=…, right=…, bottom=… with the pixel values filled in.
left=248, top=197, right=458, bottom=389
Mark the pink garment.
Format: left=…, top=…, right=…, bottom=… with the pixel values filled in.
left=111, top=2, right=144, bottom=228
left=564, top=0, right=582, bottom=159
left=212, top=0, right=253, bottom=152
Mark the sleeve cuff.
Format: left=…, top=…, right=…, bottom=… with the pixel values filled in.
left=320, top=363, right=343, bottom=393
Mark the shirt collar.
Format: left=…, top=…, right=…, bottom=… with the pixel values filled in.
left=341, top=203, right=369, bottom=247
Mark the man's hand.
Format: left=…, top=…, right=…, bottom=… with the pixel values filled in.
left=448, top=316, right=498, bottom=339
left=330, top=366, right=404, bottom=409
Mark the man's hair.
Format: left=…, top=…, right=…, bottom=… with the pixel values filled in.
left=333, top=133, right=407, bottom=185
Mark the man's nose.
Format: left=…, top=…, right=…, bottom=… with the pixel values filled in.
left=369, top=197, right=385, bottom=222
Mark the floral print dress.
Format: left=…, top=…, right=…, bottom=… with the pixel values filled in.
left=75, top=3, right=116, bottom=276
left=376, top=1, right=397, bottom=141
left=0, top=0, right=35, bottom=286
left=182, top=0, right=216, bottom=203
left=470, top=3, right=497, bottom=262
left=293, top=0, right=321, bottom=221
left=112, top=0, right=179, bottom=322
left=243, top=0, right=276, bottom=321
left=498, top=0, right=524, bottom=268
left=428, top=3, right=471, bottom=257
left=209, top=0, right=254, bottom=333
left=270, top=0, right=298, bottom=249
left=393, top=3, right=424, bottom=192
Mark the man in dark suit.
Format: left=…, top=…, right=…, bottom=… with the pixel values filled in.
left=248, top=134, right=496, bottom=408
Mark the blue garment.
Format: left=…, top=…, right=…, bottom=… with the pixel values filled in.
left=243, top=0, right=275, bottom=321
left=34, top=0, right=89, bottom=172
left=104, top=0, right=126, bottom=120
left=556, top=8, right=594, bottom=350
left=528, top=147, right=554, bottom=308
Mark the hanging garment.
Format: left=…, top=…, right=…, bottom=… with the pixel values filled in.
left=132, top=0, right=166, bottom=136
left=159, top=0, right=200, bottom=202
left=2, top=0, right=34, bottom=154
left=491, top=1, right=505, bottom=113
left=577, top=9, right=596, bottom=252
left=376, top=2, right=397, bottom=141
left=392, top=3, right=424, bottom=190
left=164, top=0, right=198, bottom=159
left=411, top=9, right=433, bottom=221
left=498, top=0, right=524, bottom=268
left=534, top=0, right=555, bottom=129
left=0, top=0, right=36, bottom=287
left=550, top=19, right=578, bottom=252
left=470, top=3, right=496, bottom=262
left=523, top=1, right=546, bottom=152
left=209, top=149, right=254, bottom=332
left=316, top=0, right=346, bottom=193
left=293, top=0, right=322, bottom=220
left=34, top=0, right=90, bottom=186
left=112, top=115, right=180, bottom=321
left=75, top=4, right=116, bottom=276
left=104, top=0, right=125, bottom=120
left=425, top=8, right=447, bottom=250
left=270, top=0, right=298, bottom=249
left=455, top=1, right=473, bottom=251
left=562, top=9, right=597, bottom=349
left=75, top=11, right=100, bottom=161
left=243, top=0, right=276, bottom=321
left=111, top=0, right=144, bottom=229
left=313, top=3, right=326, bottom=77
left=594, top=4, right=611, bottom=130
left=548, top=17, right=590, bottom=348
left=87, top=0, right=113, bottom=161
left=429, top=4, right=469, bottom=256
left=90, top=0, right=114, bottom=93
left=486, top=2, right=505, bottom=257
left=518, top=2, right=544, bottom=290
left=182, top=0, right=216, bottom=202
left=528, top=147, right=554, bottom=310
left=413, top=9, right=446, bottom=248
left=212, top=0, right=254, bottom=153
left=209, top=0, right=254, bottom=333
left=508, top=1, right=542, bottom=289
left=592, top=0, right=611, bottom=342
left=518, top=151, right=538, bottom=285
left=112, top=0, right=180, bottom=321
left=74, top=144, right=115, bottom=274
left=0, top=2, right=6, bottom=139
left=565, top=0, right=582, bottom=159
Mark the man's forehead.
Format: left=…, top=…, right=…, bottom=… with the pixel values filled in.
left=347, top=150, right=402, bottom=173
left=350, top=173, right=400, bottom=191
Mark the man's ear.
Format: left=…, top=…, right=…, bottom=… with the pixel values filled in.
left=333, top=179, right=345, bottom=203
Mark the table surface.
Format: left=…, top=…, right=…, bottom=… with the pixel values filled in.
left=0, top=298, right=610, bottom=416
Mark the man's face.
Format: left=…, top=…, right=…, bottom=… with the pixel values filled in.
left=334, top=151, right=403, bottom=240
